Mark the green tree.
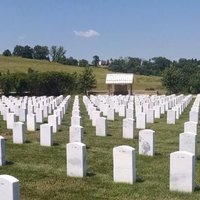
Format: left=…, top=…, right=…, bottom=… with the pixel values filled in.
left=2, top=49, right=12, bottom=56
left=79, top=67, right=96, bottom=94
left=79, top=59, right=89, bottom=67
left=13, top=45, right=33, bottom=59
left=13, top=45, right=24, bottom=56
left=162, top=67, right=184, bottom=94
left=92, top=55, right=99, bottom=67
left=50, top=46, right=66, bottom=63
left=33, top=45, right=49, bottom=60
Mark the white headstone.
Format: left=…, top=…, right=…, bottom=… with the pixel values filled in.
left=66, top=142, right=87, bottom=177
left=48, top=115, right=58, bottom=133
left=71, top=116, right=82, bottom=126
left=13, top=122, right=25, bottom=144
left=36, top=109, right=44, bottom=123
left=118, top=105, right=126, bottom=117
left=126, top=108, right=134, bottom=119
left=19, top=108, right=27, bottom=122
left=179, top=132, right=197, bottom=157
left=146, top=109, right=155, bottom=123
left=154, top=106, right=161, bottom=118
left=189, top=110, right=199, bottom=124
left=6, top=113, right=16, bottom=129
left=170, top=151, right=195, bottom=192
left=123, top=118, right=135, bottom=139
left=136, top=113, right=146, bottom=129
left=139, top=129, right=155, bottom=156
left=113, top=145, right=136, bottom=184
left=0, top=136, right=6, bottom=166
left=0, top=175, right=20, bottom=200
left=69, top=125, right=83, bottom=143
left=27, top=113, right=36, bottom=131
left=40, top=124, right=53, bottom=146
left=167, top=110, right=176, bottom=124
left=107, top=107, right=115, bottom=121
left=96, top=117, right=107, bottom=136
left=184, top=121, right=197, bottom=135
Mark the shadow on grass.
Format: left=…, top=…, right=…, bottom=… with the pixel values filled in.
left=195, top=185, right=200, bottom=191
left=136, top=176, right=145, bottom=183
left=53, top=142, right=59, bottom=146
left=25, top=140, right=31, bottom=144
left=107, top=134, right=112, bottom=136
left=196, top=156, right=200, bottom=160
left=87, top=172, right=96, bottom=177
left=6, top=161, right=14, bottom=165
left=155, top=152, right=162, bottom=156
left=86, top=146, right=90, bottom=149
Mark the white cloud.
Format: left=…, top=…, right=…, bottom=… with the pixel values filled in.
left=74, top=29, right=100, bottom=38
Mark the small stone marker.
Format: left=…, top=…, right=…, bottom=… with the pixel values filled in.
left=107, top=107, right=115, bottom=121
left=27, top=113, right=36, bottom=131
left=48, top=115, right=58, bottom=133
left=6, top=113, right=16, bottom=129
left=123, top=118, right=135, bottom=139
left=136, top=112, right=146, bottom=129
left=71, top=116, right=82, bottom=126
left=184, top=121, right=197, bottom=135
left=179, top=132, right=197, bottom=157
left=139, top=129, right=155, bottom=156
left=40, top=124, right=53, bottom=146
left=19, top=108, right=27, bottom=122
left=113, top=145, right=136, bottom=184
left=96, top=117, right=107, bottom=136
left=126, top=108, right=134, bottom=119
left=167, top=110, right=176, bottom=124
left=69, top=125, right=83, bottom=143
left=189, top=110, right=199, bottom=124
left=0, top=174, right=20, bottom=200
left=170, top=151, right=195, bottom=193
left=146, top=109, right=155, bottom=123
left=36, top=109, right=44, bottom=123
left=66, top=142, right=87, bottom=177
left=0, top=136, right=6, bottom=166
left=13, top=122, right=25, bottom=144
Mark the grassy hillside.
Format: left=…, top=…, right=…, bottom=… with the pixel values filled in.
left=0, top=56, right=165, bottom=93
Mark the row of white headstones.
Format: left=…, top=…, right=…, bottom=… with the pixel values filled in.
left=67, top=93, right=200, bottom=193
left=0, top=93, right=200, bottom=199
left=0, top=95, right=71, bottom=200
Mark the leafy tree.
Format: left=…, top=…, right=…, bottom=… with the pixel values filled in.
left=64, top=57, right=78, bottom=66
left=22, top=45, right=33, bottom=59
left=50, top=46, right=66, bottom=63
left=92, top=55, right=99, bottom=67
left=13, top=45, right=24, bottom=56
left=162, top=67, right=184, bottom=94
left=2, top=49, right=12, bottom=56
left=13, top=45, right=33, bottom=59
left=78, top=67, right=96, bottom=94
left=33, top=45, right=49, bottom=60
left=79, top=59, right=89, bottom=67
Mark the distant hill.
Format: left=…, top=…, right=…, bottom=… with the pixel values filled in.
left=0, top=56, right=165, bottom=93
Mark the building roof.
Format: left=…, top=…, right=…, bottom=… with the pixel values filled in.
left=106, top=73, right=134, bottom=84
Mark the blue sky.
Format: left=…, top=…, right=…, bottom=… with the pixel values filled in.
left=0, top=0, right=200, bottom=62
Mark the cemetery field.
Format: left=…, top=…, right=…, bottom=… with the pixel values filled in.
left=0, top=95, right=200, bottom=200
left=0, top=56, right=164, bottom=92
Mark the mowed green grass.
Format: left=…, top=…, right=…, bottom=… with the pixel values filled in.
left=0, top=96, right=200, bottom=200
left=0, top=56, right=164, bottom=92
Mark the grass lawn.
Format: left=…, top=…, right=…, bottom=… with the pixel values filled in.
left=0, top=56, right=165, bottom=93
left=0, top=95, right=200, bottom=199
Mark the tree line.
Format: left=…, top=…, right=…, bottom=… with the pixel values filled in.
left=2, top=45, right=90, bottom=67
left=0, top=67, right=96, bottom=96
